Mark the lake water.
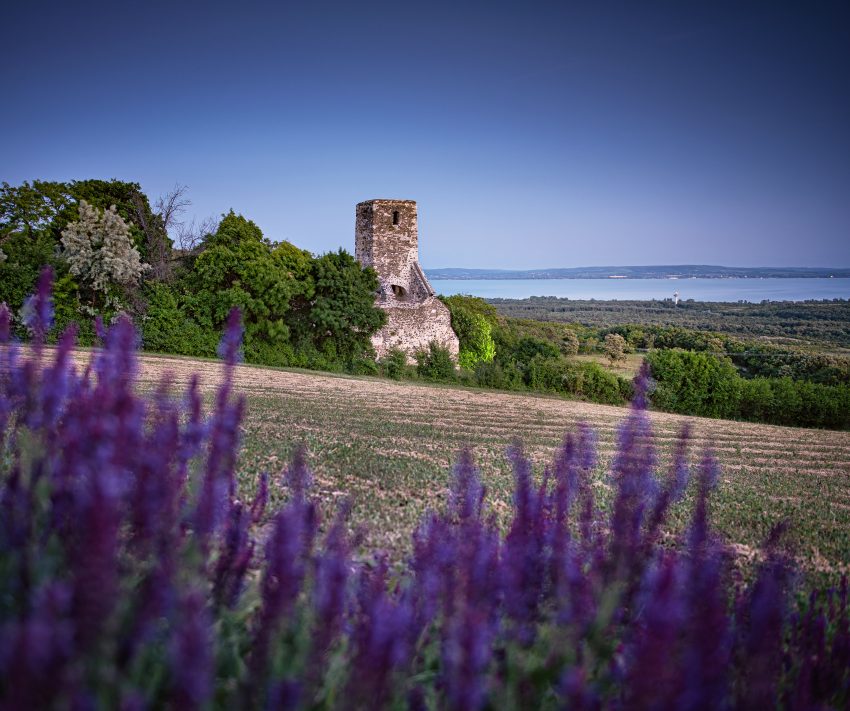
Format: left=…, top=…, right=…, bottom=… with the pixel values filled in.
left=428, top=277, right=850, bottom=302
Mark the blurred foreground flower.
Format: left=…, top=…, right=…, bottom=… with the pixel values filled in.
left=0, top=278, right=848, bottom=709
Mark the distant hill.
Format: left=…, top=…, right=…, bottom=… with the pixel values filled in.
left=425, top=265, right=850, bottom=280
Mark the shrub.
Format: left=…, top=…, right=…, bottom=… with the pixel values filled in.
left=140, top=282, right=217, bottom=356
left=650, top=350, right=850, bottom=429
left=513, top=335, right=560, bottom=363
left=415, top=341, right=456, bottom=381
left=561, top=328, right=580, bottom=356
left=578, top=360, right=628, bottom=404
left=473, top=359, right=523, bottom=390
left=647, top=349, right=742, bottom=419
left=349, top=353, right=379, bottom=376
left=379, top=348, right=409, bottom=380
left=441, top=297, right=497, bottom=370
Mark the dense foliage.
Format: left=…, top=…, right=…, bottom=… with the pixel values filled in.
left=441, top=295, right=497, bottom=369
left=2, top=274, right=848, bottom=709
left=432, top=298, right=633, bottom=406
left=479, top=301, right=850, bottom=429
left=647, top=350, right=850, bottom=429
left=0, top=181, right=385, bottom=372
left=491, top=295, right=850, bottom=349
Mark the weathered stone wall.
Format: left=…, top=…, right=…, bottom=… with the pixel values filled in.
left=355, top=199, right=459, bottom=362
left=369, top=300, right=459, bottom=361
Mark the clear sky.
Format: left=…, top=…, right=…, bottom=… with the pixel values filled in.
left=2, top=1, right=848, bottom=268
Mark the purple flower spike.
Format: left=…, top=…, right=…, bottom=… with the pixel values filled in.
left=631, top=359, right=653, bottom=410
left=285, top=444, right=313, bottom=499
left=20, top=266, right=54, bottom=345
left=217, top=307, right=244, bottom=366
left=250, top=472, right=269, bottom=523
left=170, top=588, right=213, bottom=710
left=93, top=315, right=107, bottom=345
left=449, top=448, right=484, bottom=522
left=577, top=422, right=598, bottom=473
left=0, top=302, right=11, bottom=342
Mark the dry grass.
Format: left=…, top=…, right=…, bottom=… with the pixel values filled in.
left=72, top=350, right=850, bottom=585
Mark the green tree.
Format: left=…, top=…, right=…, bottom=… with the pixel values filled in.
left=188, top=211, right=306, bottom=360
left=647, top=349, right=742, bottom=419
left=604, top=333, right=628, bottom=364
left=453, top=309, right=496, bottom=369
left=292, top=249, right=385, bottom=362
left=441, top=294, right=499, bottom=324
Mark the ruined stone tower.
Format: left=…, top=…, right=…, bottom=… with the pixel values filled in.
left=355, top=199, right=459, bottom=362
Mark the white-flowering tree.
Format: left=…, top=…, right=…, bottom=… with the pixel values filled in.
left=61, top=200, right=148, bottom=297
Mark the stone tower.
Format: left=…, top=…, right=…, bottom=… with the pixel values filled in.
left=355, top=199, right=459, bottom=362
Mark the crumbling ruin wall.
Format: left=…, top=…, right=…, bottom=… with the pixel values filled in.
left=355, top=199, right=459, bottom=362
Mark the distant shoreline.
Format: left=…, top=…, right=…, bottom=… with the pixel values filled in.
left=425, top=266, right=850, bottom=280
left=429, top=276, right=850, bottom=303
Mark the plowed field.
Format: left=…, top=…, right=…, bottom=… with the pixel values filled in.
left=94, top=351, right=850, bottom=585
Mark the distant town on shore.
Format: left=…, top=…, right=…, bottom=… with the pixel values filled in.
left=425, top=265, right=850, bottom=280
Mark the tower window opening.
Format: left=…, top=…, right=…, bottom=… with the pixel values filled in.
left=391, top=284, right=407, bottom=300
left=392, top=210, right=400, bottom=225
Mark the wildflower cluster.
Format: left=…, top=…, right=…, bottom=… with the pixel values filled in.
left=1, top=270, right=848, bottom=709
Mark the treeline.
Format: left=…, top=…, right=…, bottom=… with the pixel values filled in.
left=0, top=180, right=386, bottom=371
left=647, top=350, right=850, bottom=429
left=491, top=296, right=850, bottom=349
left=3, top=179, right=847, bottom=429
left=586, top=323, right=850, bottom=386
left=425, top=296, right=849, bottom=429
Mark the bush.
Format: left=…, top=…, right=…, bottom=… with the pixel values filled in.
left=473, top=359, right=523, bottom=390
left=1, top=290, right=848, bottom=709
left=578, top=360, right=628, bottom=404
left=140, top=282, right=217, bottom=356
left=349, top=353, right=379, bottom=376
left=603, top=332, right=628, bottom=364
left=441, top=295, right=497, bottom=370
left=379, top=348, right=409, bottom=380
left=513, top=335, right=560, bottom=363
left=650, top=350, right=850, bottom=429
left=647, top=349, right=742, bottom=419
left=415, top=341, right=456, bottom=381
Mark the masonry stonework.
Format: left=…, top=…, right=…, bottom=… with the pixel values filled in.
left=355, top=199, right=459, bottom=362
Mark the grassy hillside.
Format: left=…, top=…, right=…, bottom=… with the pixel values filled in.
left=118, top=352, right=850, bottom=586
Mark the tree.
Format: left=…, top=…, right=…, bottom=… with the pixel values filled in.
left=61, top=200, right=148, bottom=306
left=441, top=294, right=498, bottom=369
left=155, top=183, right=220, bottom=256
left=0, top=180, right=73, bottom=240
left=604, top=333, right=628, bottom=364
left=189, top=212, right=305, bottom=357
left=293, top=249, right=385, bottom=361
left=452, top=309, right=496, bottom=369
left=561, top=329, right=580, bottom=356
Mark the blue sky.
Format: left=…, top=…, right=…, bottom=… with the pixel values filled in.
left=2, top=1, right=848, bottom=268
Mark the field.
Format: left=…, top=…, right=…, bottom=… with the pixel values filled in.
left=119, top=351, right=850, bottom=585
